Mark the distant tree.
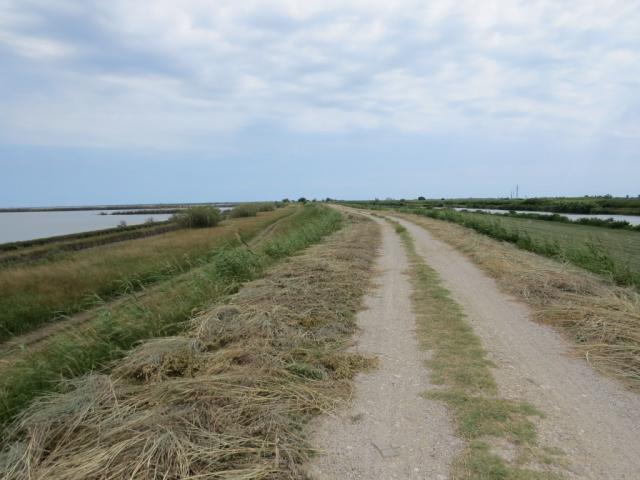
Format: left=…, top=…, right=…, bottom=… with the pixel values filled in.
left=297, top=197, right=307, bottom=203
left=418, top=196, right=426, bottom=201
left=325, top=197, right=333, bottom=202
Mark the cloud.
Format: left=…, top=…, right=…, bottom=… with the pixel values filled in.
left=0, top=0, right=638, bottom=148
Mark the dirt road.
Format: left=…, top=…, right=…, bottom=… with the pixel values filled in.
left=391, top=214, right=640, bottom=479
left=310, top=215, right=460, bottom=479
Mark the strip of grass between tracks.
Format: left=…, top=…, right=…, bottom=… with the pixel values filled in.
left=392, top=220, right=564, bottom=480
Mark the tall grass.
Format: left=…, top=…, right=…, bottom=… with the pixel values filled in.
left=0, top=209, right=292, bottom=342
left=0, top=205, right=342, bottom=425
left=411, top=208, right=640, bottom=288
left=172, top=205, right=221, bottom=228
left=229, top=202, right=276, bottom=218
left=0, top=222, right=180, bottom=267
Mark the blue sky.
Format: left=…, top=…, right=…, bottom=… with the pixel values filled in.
left=1, top=1, right=639, bottom=206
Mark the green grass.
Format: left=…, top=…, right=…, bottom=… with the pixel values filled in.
left=229, top=202, right=276, bottom=218
left=391, top=219, right=564, bottom=479
left=172, top=205, right=222, bottom=228
left=461, top=212, right=640, bottom=269
left=0, top=208, right=293, bottom=342
left=0, top=221, right=179, bottom=266
left=0, top=205, right=342, bottom=425
left=403, top=208, right=640, bottom=288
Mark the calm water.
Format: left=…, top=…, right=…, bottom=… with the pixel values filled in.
left=454, top=208, right=640, bottom=226
left=0, top=210, right=174, bottom=244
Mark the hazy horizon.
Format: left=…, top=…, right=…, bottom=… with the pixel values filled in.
left=2, top=1, right=639, bottom=206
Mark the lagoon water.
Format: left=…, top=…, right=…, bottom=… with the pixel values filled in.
left=0, top=210, right=174, bottom=244
left=454, top=208, right=640, bottom=226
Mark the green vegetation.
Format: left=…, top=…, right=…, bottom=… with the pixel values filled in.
left=229, top=202, right=276, bottom=218
left=0, top=204, right=343, bottom=425
left=414, top=209, right=640, bottom=288
left=345, top=195, right=640, bottom=215
left=394, top=220, right=563, bottom=479
left=0, top=211, right=379, bottom=479
left=460, top=209, right=640, bottom=232
left=172, top=205, right=221, bottom=228
left=0, top=221, right=179, bottom=266
left=355, top=202, right=640, bottom=288
left=0, top=208, right=292, bottom=342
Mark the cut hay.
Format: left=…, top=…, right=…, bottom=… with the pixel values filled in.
left=400, top=213, right=640, bottom=389
left=0, top=214, right=380, bottom=479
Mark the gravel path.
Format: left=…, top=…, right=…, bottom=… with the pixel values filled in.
left=393, top=215, right=640, bottom=480
left=309, top=215, right=460, bottom=479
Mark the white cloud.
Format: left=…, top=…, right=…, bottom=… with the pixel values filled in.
left=0, top=0, right=638, bottom=147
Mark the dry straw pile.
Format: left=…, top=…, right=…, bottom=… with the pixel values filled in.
left=401, top=213, right=640, bottom=388
left=0, top=214, right=380, bottom=479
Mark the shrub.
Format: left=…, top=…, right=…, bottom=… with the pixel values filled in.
left=173, top=206, right=221, bottom=228
left=229, top=204, right=259, bottom=218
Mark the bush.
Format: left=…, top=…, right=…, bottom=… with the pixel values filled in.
left=229, top=204, right=259, bottom=218
left=228, top=203, right=276, bottom=218
left=173, top=206, right=221, bottom=228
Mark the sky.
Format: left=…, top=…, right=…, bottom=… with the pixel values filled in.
left=1, top=0, right=639, bottom=206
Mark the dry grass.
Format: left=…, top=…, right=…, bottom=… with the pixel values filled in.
left=397, top=213, right=640, bottom=389
left=0, top=208, right=293, bottom=341
left=0, top=213, right=380, bottom=479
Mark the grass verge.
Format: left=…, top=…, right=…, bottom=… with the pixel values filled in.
left=391, top=219, right=564, bottom=479
left=0, top=207, right=293, bottom=342
left=413, top=208, right=640, bottom=288
left=398, top=213, right=640, bottom=390
left=0, top=210, right=380, bottom=479
left=0, top=221, right=180, bottom=266
left=0, top=205, right=339, bottom=425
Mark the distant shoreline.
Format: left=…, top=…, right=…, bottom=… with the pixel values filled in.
left=0, top=202, right=236, bottom=213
